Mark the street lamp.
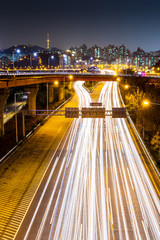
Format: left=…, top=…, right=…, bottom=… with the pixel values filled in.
left=141, top=99, right=160, bottom=139
left=124, top=84, right=129, bottom=90
left=125, top=59, right=130, bottom=75
left=141, top=99, right=151, bottom=139
left=142, top=99, right=160, bottom=107
left=89, top=57, right=93, bottom=66
left=124, top=84, right=140, bottom=94
left=30, top=52, right=38, bottom=69
left=48, top=55, right=54, bottom=68
left=14, top=92, right=30, bottom=143
left=13, top=49, right=21, bottom=70
left=54, top=81, right=59, bottom=86
left=46, top=83, right=49, bottom=114
left=69, top=75, right=73, bottom=80
left=142, top=99, right=150, bottom=107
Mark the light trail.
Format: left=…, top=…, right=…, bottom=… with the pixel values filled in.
left=102, top=82, right=159, bottom=239
left=21, top=81, right=159, bottom=240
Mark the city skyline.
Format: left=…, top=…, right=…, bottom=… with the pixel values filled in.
left=1, top=43, right=160, bottom=69
left=1, top=42, right=160, bottom=54
left=0, top=0, right=160, bottom=51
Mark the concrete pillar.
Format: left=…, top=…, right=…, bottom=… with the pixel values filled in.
left=0, top=89, right=10, bottom=137
left=25, top=85, right=39, bottom=115
left=68, top=81, right=72, bottom=90
left=59, top=86, right=64, bottom=101
left=48, top=83, right=54, bottom=104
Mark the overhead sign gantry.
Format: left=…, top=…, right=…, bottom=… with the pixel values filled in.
left=22, top=105, right=127, bottom=138
left=65, top=104, right=127, bottom=118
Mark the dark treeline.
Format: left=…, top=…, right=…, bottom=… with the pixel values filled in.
left=120, top=76, right=160, bottom=168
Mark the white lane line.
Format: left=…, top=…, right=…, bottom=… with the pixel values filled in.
left=127, top=168, right=134, bottom=190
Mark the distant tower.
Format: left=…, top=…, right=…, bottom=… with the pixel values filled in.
left=47, top=33, right=50, bottom=50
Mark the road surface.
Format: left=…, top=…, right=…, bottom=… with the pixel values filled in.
left=15, top=81, right=160, bottom=240
left=4, top=99, right=27, bottom=123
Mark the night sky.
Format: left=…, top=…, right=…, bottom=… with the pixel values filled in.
left=0, top=0, right=160, bottom=52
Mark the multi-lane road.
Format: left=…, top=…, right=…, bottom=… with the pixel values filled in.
left=14, top=81, right=160, bottom=240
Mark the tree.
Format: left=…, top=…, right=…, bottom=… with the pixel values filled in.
left=125, top=91, right=145, bottom=111
left=151, top=132, right=160, bottom=155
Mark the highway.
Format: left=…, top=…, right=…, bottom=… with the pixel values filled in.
left=15, top=81, right=159, bottom=240
left=4, top=99, right=27, bottom=123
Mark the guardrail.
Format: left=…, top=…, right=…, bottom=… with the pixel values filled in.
left=118, top=86, right=160, bottom=180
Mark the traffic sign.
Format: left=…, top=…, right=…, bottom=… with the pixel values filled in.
left=82, top=107, right=105, bottom=118
left=112, top=107, right=127, bottom=118
left=90, top=102, right=102, bottom=107
left=65, top=107, right=79, bottom=118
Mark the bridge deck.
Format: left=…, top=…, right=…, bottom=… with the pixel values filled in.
left=0, top=72, right=159, bottom=89
left=0, top=73, right=117, bottom=88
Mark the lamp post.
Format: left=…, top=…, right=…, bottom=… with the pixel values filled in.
left=89, top=57, right=93, bottom=66
left=14, top=92, right=30, bottom=143
left=48, top=55, right=54, bottom=69
left=46, top=83, right=48, bottom=114
left=124, top=84, right=140, bottom=95
left=141, top=100, right=160, bottom=139
left=142, top=99, right=160, bottom=107
left=125, top=59, right=129, bottom=75
left=54, top=81, right=59, bottom=86
left=63, top=77, right=66, bottom=101
left=13, top=49, right=21, bottom=70
left=124, top=84, right=140, bottom=129
left=30, top=52, right=37, bottom=69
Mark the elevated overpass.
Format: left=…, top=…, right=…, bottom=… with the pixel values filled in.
left=0, top=71, right=159, bottom=136
left=0, top=72, right=117, bottom=89
left=0, top=71, right=159, bottom=89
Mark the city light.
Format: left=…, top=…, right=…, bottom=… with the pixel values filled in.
left=124, top=84, right=129, bottom=89
left=69, top=75, right=73, bottom=80
left=33, top=52, right=37, bottom=57
left=142, top=99, right=150, bottom=107
left=54, top=81, right=59, bottom=86
left=16, top=49, right=21, bottom=54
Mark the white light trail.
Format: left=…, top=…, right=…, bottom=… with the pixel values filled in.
left=23, top=81, right=159, bottom=240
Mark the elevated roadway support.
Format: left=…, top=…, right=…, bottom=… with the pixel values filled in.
left=0, top=89, right=10, bottom=136
left=59, top=86, right=64, bottom=101
left=48, top=83, right=54, bottom=104
left=68, top=81, right=72, bottom=90
left=25, top=85, right=39, bottom=115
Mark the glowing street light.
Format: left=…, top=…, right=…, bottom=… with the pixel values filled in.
left=69, top=75, right=73, bottom=80
left=30, top=52, right=38, bottom=68
left=13, top=49, right=21, bottom=69
left=54, top=81, right=59, bottom=86
left=89, top=57, right=93, bottom=66
left=142, top=99, right=160, bottom=138
left=141, top=99, right=151, bottom=138
left=48, top=55, right=54, bottom=68
left=124, top=84, right=129, bottom=89
left=124, top=84, right=140, bottom=94
left=142, top=99, right=150, bottom=107
left=142, top=99, right=160, bottom=107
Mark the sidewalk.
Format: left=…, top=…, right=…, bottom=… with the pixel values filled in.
left=0, top=94, right=79, bottom=239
